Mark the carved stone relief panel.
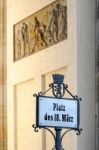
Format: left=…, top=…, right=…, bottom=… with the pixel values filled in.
left=13, top=0, right=67, bottom=61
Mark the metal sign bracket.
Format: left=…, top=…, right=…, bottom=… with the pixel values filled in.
left=32, top=74, right=82, bottom=150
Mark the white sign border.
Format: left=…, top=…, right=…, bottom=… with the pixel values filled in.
left=36, top=96, right=80, bottom=129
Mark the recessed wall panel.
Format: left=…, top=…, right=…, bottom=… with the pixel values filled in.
left=15, top=79, right=41, bottom=150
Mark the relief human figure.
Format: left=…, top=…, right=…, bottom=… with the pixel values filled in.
left=58, top=6, right=67, bottom=40
left=16, top=30, right=21, bottom=59
left=21, top=22, right=29, bottom=57
left=47, top=6, right=59, bottom=43
left=32, top=17, right=48, bottom=52
left=47, top=2, right=67, bottom=43
left=63, top=6, right=67, bottom=37
left=47, top=6, right=54, bottom=45
left=40, top=22, right=52, bottom=46
left=58, top=5, right=67, bottom=40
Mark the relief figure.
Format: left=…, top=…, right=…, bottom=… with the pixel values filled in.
left=21, top=22, right=29, bottom=56
left=32, top=17, right=48, bottom=52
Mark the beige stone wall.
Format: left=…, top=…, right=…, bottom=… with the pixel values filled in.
left=7, top=0, right=77, bottom=150
left=0, top=0, right=7, bottom=150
